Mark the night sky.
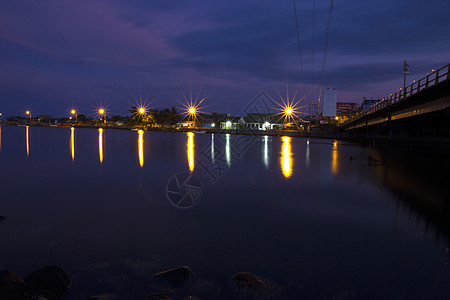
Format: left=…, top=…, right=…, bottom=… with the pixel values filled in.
left=1, top=0, right=449, bottom=117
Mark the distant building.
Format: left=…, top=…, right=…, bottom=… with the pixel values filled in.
left=336, top=102, right=358, bottom=116
left=323, top=89, right=337, bottom=117
left=219, top=116, right=244, bottom=130
left=243, top=113, right=284, bottom=130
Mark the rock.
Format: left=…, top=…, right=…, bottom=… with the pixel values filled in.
left=231, top=272, right=265, bottom=290
left=0, top=270, right=24, bottom=297
left=28, top=289, right=58, bottom=300
left=87, top=294, right=117, bottom=300
left=24, top=266, right=72, bottom=298
left=153, top=266, right=192, bottom=287
left=147, top=291, right=172, bottom=299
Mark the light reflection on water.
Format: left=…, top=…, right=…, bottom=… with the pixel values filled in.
left=263, top=135, right=269, bottom=169
left=0, top=126, right=449, bottom=299
left=26, top=125, right=29, bottom=158
left=98, top=128, right=103, bottom=163
left=331, top=140, right=338, bottom=175
left=281, top=136, right=292, bottom=178
left=138, top=129, right=144, bottom=167
left=70, top=127, right=75, bottom=162
left=187, top=132, right=194, bottom=172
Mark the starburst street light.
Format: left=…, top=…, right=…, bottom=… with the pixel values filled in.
left=71, top=109, right=77, bottom=122
left=26, top=110, right=31, bottom=122
left=97, top=107, right=107, bottom=124
left=181, top=96, right=205, bottom=128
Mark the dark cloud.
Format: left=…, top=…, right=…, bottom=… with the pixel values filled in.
left=0, top=0, right=449, bottom=116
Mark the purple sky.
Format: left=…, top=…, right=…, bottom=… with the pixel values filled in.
left=1, top=0, right=449, bottom=117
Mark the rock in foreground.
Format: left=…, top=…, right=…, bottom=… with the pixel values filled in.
left=0, top=270, right=24, bottom=297
left=153, top=266, right=192, bottom=287
left=23, top=266, right=72, bottom=298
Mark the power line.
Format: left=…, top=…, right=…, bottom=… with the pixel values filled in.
left=292, top=0, right=304, bottom=85
left=312, top=0, right=315, bottom=88
left=317, top=0, right=335, bottom=110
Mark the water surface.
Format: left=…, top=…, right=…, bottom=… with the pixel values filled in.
left=0, top=125, right=449, bottom=299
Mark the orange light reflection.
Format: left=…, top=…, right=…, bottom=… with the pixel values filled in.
left=187, top=132, right=194, bottom=172
left=281, top=136, right=292, bottom=178
left=138, top=130, right=144, bottom=167
left=331, top=141, right=338, bottom=175
left=71, top=127, right=75, bottom=161
left=99, top=128, right=103, bottom=163
left=26, top=126, right=29, bottom=158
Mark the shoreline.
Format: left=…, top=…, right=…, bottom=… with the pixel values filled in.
left=2, top=122, right=449, bottom=149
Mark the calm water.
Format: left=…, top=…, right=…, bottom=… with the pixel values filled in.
left=0, top=125, right=449, bottom=299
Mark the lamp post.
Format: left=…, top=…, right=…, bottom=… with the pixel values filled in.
left=98, top=108, right=105, bottom=124
left=403, top=60, right=410, bottom=98
left=138, top=107, right=146, bottom=125
left=26, top=110, right=31, bottom=122
left=71, top=109, right=77, bottom=123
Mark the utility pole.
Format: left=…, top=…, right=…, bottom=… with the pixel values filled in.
left=403, top=60, right=410, bottom=98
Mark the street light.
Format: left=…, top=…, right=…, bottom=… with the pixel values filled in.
left=98, top=108, right=106, bottom=124
left=71, top=109, right=77, bottom=122
left=285, top=107, right=292, bottom=115
left=26, top=110, right=31, bottom=122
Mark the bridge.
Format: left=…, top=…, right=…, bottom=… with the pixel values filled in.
left=341, top=63, right=450, bottom=145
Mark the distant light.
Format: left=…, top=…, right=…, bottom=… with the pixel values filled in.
left=189, top=107, right=196, bottom=114
left=26, top=111, right=30, bottom=115
left=138, top=107, right=146, bottom=115
left=71, top=109, right=76, bottom=115
left=226, top=121, right=231, bottom=128
left=211, top=123, right=215, bottom=127
left=285, top=107, right=292, bottom=115
left=99, top=109, right=105, bottom=115
left=335, top=116, right=339, bottom=120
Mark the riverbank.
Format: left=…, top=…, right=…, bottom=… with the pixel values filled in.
left=1, top=121, right=343, bottom=139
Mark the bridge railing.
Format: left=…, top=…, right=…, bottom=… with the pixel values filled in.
left=343, top=63, right=450, bottom=125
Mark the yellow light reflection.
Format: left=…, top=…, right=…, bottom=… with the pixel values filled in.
left=138, top=130, right=144, bottom=167
left=71, top=127, right=75, bottom=161
left=281, top=136, right=292, bottom=178
left=331, top=140, right=338, bottom=175
left=98, top=128, right=103, bottom=163
left=187, top=132, right=194, bottom=172
left=26, top=126, right=29, bottom=158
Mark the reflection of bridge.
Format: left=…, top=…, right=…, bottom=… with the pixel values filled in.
left=341, top=64, right=450, bottom=144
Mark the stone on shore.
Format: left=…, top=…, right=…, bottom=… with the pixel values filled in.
left=147, top=291, right=172, bottom=299
left=0, top=270, right=24, bottom=297
left=153, top=266, right=192, bottom=287
left=23, top=266, right=72, bottom=298
left=232, top=272, right=265, bottom=290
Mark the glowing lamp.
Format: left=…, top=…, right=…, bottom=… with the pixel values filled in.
left=99, top=109, right=105, bottom=115
left=71, top=109, right=76, bottom=115
left=189, top=107, right=196, bottom=114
